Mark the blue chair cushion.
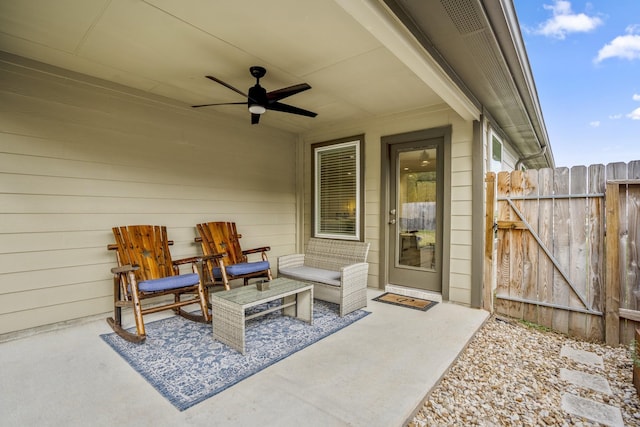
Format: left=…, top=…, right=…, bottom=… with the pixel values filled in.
left=212, top=261, right=270, bottom=278
left=138, top=273, right=200, bottom=292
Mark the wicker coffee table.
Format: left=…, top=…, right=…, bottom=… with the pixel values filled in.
left=210, top=278, right=313, bottom=354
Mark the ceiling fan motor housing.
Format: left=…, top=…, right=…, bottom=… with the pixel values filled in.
left=248, top=85, right=267, bottom=108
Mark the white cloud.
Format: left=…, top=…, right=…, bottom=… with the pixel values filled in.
left=628, top=107, right=640, bottom=120
left=609, top=114, right=623, bottom=119
left=589, top=120, right=601, bottom=127
left=535, top=1, right=603, bottom=39
left=634, top=94, right=640, bottom=101
left=595, top=27, right=640, bottom=62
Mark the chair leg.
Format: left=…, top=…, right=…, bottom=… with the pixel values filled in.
left=197, top=280, right=210, bottom=322
left=109, top=275, right=122, bottom=327
left=106, top=274, right=146, bottom=343
left=130, top=277, right=146, bottom=338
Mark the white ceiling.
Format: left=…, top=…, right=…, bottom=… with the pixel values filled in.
left=0, top=0, right=446, bottom=133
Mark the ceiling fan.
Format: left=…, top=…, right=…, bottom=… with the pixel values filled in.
left=192, top=66, right=317, bottom=124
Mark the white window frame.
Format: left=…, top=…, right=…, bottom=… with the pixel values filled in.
left=312, top=137, right=363, bottom=241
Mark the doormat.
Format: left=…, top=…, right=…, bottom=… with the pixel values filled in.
left=372, top=292, right=438, bottom=312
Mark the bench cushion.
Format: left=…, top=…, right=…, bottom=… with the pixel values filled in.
left=138, top=273, right=199, bottom=292
left=213, top=261, right=270, bottom=278
left=279, top=265, right=341, bottom=287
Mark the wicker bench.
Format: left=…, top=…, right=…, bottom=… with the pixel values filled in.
left=277, top=238, right=370, bottom=316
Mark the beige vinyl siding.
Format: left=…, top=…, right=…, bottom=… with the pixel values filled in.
left=502, top=142, right=519, bottom=170
left=0, top=58, right=298, bottom=335
left=301, top=106, right=475, bottom=305
left=449, top=130, right=474, bottom=304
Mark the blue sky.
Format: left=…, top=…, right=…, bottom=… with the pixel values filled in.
left=513, top=0, right=640, bottom=168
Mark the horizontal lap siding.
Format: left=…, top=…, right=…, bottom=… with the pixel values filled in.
left=0, top=60, right=298, bottom=335
left=449, top=134, right=473, bottom=304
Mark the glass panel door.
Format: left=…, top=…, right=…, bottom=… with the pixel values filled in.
left=388, top=137, right=443, bottom=292
left=397, top=148, right=437, bottom=270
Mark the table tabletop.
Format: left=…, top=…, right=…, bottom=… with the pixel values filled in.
left=210, top=277, right=312, bottom=307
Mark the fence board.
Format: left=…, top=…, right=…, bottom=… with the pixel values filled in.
left=622, top=184, right=640, bottom=344
left=630, top=160, right=640, bottom=180
left=587, top=164, right=605, bottom=340
left=483, top=173, right=496, bottom=312
left=569, top=166, right=588, bottom=337
left=538, top=168, right=554, bottom=328
left=608, top=164, right=635, bottom=344
left=553, top=167, right=570, bottom=334
left=625, top=186, right=640, bottom=312
left=495, top=171, right=511, bottom=315
left=605, top=182, right=621, bottom=345
left=510, top=171, right=525, bottom=319
left=523, top=169, right=539, bottom=323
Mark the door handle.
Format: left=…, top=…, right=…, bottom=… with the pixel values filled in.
left=388, top=219, right=396, bottom=225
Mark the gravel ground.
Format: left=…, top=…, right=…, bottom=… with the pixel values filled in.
left=409, top=315, right=640, bottom=426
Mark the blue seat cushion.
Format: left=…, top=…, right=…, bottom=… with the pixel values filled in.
left=212, top=261, right=270, bottom=278
left=138, top=273, right=200, bottom=292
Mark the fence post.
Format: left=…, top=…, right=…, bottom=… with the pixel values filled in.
left=484, top=172, right=496, bottom=312
left=605, top=182, right=620, bottom=346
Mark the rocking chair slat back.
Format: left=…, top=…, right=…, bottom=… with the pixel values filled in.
left=196, top=221, right=272, bottom=289
left=197, top=222, right=246, bottom=266
left=113, top=225, right=175, bottom=281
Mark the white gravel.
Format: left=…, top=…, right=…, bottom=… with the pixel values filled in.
left=409, top=315, right=640, bottom=426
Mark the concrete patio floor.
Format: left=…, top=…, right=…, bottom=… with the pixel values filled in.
left=1, top=289, right=488, bottom=427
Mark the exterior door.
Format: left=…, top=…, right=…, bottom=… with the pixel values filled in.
left=387, top=137, right=443, bottom=292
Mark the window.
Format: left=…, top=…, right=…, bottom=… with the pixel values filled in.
left=491, top=133, right=502, bottom=173
left=312, top=136, right=364, bottom=240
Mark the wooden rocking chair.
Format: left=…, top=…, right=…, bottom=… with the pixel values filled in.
left=195, top=222, right=272, bottom=290
left=107, top=225, right=214, bottom=343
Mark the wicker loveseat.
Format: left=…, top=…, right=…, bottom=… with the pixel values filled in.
left=277, top=238, right=370, bottom=316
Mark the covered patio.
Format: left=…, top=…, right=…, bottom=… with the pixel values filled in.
left=1, top=289, right=488, bottom=426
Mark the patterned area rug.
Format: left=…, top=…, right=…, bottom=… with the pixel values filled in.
left=100, top=300, right=369, bottom=411
left=372, top=292, right=438, bottom=311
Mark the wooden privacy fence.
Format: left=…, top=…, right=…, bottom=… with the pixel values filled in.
left=484, top=161, right=640, bottom=346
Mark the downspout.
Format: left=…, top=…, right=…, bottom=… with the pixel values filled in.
left=515, top=144, right=547, bottom=170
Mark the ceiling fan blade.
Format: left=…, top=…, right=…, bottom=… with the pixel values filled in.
left=205, top=75, right=249, bottom=98
left=251, top=113, right=261, bottom=125
left=191, top=101, right=247, bottom=108
left=267, top=101, right=317, bottom=117
left=267, top=83, right=311, bottom=102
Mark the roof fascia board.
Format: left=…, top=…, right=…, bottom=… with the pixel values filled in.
left=334, top=0, right=480, bottom=122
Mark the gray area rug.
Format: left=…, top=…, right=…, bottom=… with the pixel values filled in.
left=101, top=300, right=369, bottom=411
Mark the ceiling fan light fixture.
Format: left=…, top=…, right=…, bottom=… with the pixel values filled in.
left=248, top=104, right=266, bottom=114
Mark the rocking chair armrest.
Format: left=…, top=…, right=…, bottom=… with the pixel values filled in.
left=201, top=253, right=227, bottom=261
left=242, top=246, right=271, bottom=255
left=111, top=264, right=139, bottom=275
left=172, top=256, right=202, bottom=266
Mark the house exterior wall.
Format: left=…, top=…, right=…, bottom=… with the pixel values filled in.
left=300, top=105, right=475, bottom=306
left=0, top=60, right=299, bottom=335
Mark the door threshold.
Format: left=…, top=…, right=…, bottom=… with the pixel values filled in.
left=385, top=285, right=442, bottom=303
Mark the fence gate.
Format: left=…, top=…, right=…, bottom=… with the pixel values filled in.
left=485, top=161, right=640, bottom=345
